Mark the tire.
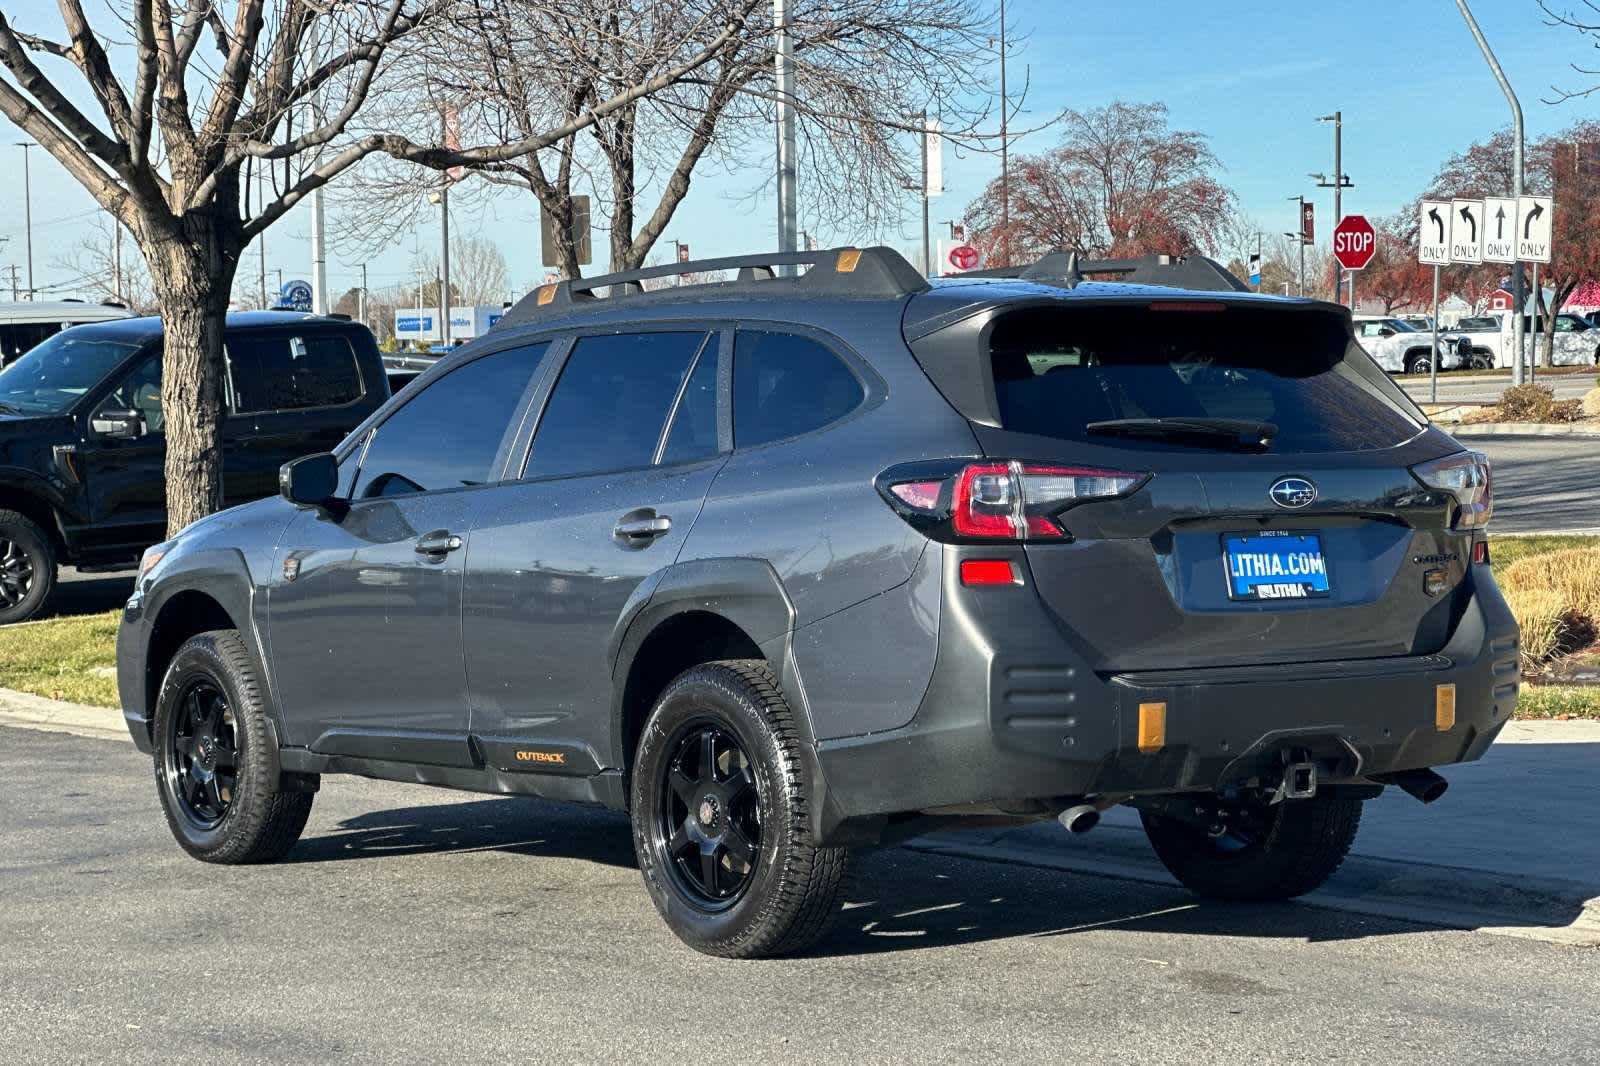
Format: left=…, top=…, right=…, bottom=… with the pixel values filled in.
left=1405, top=352, right=1433, bottom=376
left=1141, top=795, right=1361, bottom=902
left=1471, top=351, right=1496, bottom=371
left=152, top=630, right=314, bottom=864
left=630, top=660, right=847, bottom=958
left=0, top=509, right=57, bottom=625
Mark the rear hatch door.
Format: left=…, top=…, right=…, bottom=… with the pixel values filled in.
left=911, top=295, right=1474, bottom=673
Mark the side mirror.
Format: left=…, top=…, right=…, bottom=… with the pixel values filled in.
left=91, top=409, right=143, bottom=439
left=280, top=452, right=341, bottom=511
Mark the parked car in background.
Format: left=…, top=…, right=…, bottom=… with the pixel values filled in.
left=1353, top=315, right=1467, bottom=374
left=1398, top=314, right=1434, bottom=332
left=118, top=247, right=1514, bottom=959
left=0, top=311, right=388, bottom=623
left=1444, top=311, right=1600, bottom=369
left=0, top=300, right=136, bottom=366
left=382, top=350, right=440, bottom=393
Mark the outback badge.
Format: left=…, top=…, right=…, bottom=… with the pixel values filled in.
left=1269, top=477, right=1317, bottom=509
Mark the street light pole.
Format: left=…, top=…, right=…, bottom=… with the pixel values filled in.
left=1456, top=0, right=1525, bottom=385
left=16, top=143, right=35, bottom=298
left=1315, top=112, right=1354, bottom=308
left=1286, top=195, right=1308, bottom=297
left=774, top=0, right=799, bottom=272
left=998, top=0, right=1009, bottom=268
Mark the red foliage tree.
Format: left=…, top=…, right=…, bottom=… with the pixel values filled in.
left=964, top=101, right=1235, bottom=268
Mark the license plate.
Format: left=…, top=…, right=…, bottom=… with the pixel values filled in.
left=1223, top=531, right=1331, bottom=601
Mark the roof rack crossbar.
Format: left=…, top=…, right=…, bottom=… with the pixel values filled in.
left=498, top=246, right=929, bottom=329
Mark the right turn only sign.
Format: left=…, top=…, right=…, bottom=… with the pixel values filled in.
left=1517, top=195, right=1553, bottom=263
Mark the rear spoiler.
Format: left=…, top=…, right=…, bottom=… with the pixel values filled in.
left=965, top=251, right=1250, bottom=293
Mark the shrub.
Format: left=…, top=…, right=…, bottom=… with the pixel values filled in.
left=1495, top=383, right=1583, bottom=423
left=1501, top=547, right=1600, bottom=669
left=1505, top=588, right=1568, bottom=670
left=1582, top=386, right=1600, bottom=419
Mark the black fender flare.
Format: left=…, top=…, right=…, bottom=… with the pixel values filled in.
left=0, top=466, right=76, bottom=542
left=131, top=547, right=285, bottom=747
left=607, top=558, right=860, bottom=838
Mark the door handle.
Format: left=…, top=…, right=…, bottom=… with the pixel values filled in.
left=415, top=529, right=463, bottom=556
left=613, top=510, right=672, bottom=547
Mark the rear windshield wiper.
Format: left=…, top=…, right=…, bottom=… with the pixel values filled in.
left=1086, top=417, right=1278, bottom=450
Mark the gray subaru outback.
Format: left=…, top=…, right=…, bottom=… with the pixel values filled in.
left=117, top=248, right=1516, bottom=958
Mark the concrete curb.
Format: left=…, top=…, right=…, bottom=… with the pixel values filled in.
left=1450, top=423, right=1600, bottom=437
left=0, top=688, right=127, bottom=743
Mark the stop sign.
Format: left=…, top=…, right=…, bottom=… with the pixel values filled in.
left=1332, top=215, right=1376, bottom=271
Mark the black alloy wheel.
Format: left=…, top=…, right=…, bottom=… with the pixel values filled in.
left=656, top=722, right=762, bottom=908
left=163, top=679, right=240, bottom=829
left=0, top=535, right=33, bottom=611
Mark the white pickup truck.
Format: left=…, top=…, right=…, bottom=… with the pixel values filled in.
left=1446, top=312, right=1600, bottom=369
left=1352, top=316, right=1469, bottom=374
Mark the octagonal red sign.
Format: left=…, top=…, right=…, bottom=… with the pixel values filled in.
left=1332, top=215, right=1377, bottom=271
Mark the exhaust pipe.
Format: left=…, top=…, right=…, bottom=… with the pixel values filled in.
left=1058, top=804, right=1101, bottom=834
left=1374, top=768, right=1449, bottom=804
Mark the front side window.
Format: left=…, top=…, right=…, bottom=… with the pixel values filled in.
left=733, top=330, right=864, bottom=448
left=0, top=333, right=140, bottom=415
left=352, top=343, right=546, bottom=499
left=93, top=353, right=164, bottom=436
left=524, top=332, right=709, bottom=480
left=228, top=332, right=363, bottom=412
left=987, top=306, right=1426, bottom=453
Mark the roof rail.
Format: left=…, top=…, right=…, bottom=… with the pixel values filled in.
left=497, top=246, right=929, bottom=329
left=966, top=251, right=1250, bottom=293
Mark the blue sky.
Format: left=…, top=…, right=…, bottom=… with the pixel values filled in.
left=0, top=0, right=1593, bottom=302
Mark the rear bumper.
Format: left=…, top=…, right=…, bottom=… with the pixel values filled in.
left=814, top=550, right=1518, bottom=836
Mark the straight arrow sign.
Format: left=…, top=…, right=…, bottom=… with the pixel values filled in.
left=1450, top=198, right=1484, bottom=264
left=1418, top=200, right=1450, bottom=266
left=1517, top=195, right=1553, bottom=263
left=1483, top=196, right=1517, bottom=264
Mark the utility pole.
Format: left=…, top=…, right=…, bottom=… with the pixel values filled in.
left=919, top=111, right=932, bottom=278
left=257, top=166, right=268, bottom=308
left=112, top=224, right=123, bottom=304
left=998, top=0, right=1010, bottom=268
left=3, top=264, right=19, bottom=301
left=1315, top=112, right=1354, bottom=309
left=311, top=186, right=328, bottom=314
left=1456, top=0, right=1525, bottom=385
left=273, top=268, right=284, bottom=303
left=359, top=263, right=369, bottom=327
left=16, top=143, right=35, bottom=298
left=774, top=0, right=798, bottom=272
left=440, top=187, right=451, bottom=344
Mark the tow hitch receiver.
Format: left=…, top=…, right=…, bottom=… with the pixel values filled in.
left=1283, top=759, right=1317, bottom=801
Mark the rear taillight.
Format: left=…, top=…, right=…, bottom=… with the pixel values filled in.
left=1411, top=451, right=1493, bottom=530
left=879, top=460, right=1148, bottom=542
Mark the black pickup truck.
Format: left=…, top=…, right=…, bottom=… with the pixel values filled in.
left=0, top=311, right=388, bottom=623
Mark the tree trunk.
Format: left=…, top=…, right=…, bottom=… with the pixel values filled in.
left=145, top=222, right=237, bottom=537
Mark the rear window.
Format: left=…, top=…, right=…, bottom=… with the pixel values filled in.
left=987, top=305, right=1426, bottom=453
left=228, top=332, right=364, bottom=412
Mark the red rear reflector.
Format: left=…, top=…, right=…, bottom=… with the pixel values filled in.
left=1472, top=541, right=1489, bottom=565
left=1148, top=301, right=1226, bottom=312
left=889, top=480, right=943, bottom=510
left=960, top=559, right=1019, bottom=586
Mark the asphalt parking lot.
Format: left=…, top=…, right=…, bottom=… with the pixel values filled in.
left=3, top=725, right=1598, bottom=1065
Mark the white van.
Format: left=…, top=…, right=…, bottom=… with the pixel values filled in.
left=0, top=301, right=136, bottom=365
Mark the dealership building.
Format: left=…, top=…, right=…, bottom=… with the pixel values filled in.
left=393, top=305, right=506, bottom=344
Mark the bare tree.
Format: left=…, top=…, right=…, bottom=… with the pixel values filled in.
left=0, top=0, right=767, bottom=531
left=963, top=102, right=1235, bottom=265
left=410, top=235, right=509, bottom=305
left=1540, top=1, right=1600, bottom=102
left=337, top=0, right=995, bottom=276
left=48, top=218, right=158, bottom=311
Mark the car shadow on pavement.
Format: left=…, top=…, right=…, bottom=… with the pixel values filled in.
left=284, top=795, right=1479, bottom=955
left=38, top=569, right=136, bottom=620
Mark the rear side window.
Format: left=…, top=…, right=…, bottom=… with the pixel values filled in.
left=733, top=331, right=863, bottom=448
left=228, top=332, right=363, bottom=412
left=353, top=343, right=545, bottom=498
left=524, top=332, right=709, bottom=480
left=987, top=306, right=1425, bottom=453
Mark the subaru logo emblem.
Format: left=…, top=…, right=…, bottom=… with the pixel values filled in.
left=1270, top=477, right=1317, bottom=509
